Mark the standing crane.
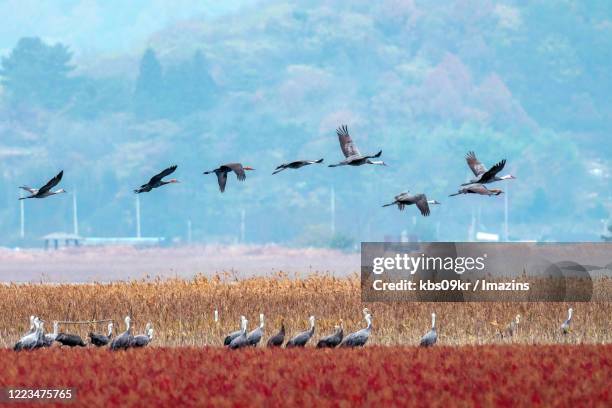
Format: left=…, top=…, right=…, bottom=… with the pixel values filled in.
left=14, top=317, right=44, bottom=351
left=247, top=314, right=265, bottom=347
left=419, top=313, right=437, bottom=347
left=89, top=322, right=114, bottom=347
left=266, top=321, right=285, bottom=347
left=339, top=310, right=373, bottom=348
left=561, top=308, right=573, bottom=335
left=229, top=318, right=250, bottom=349
left=110, top=316, right=133, bottom=351
left=224, top=316, right=247, bottom=346
left=316, top=320, right=344, bottom=348
left=131, top=323, right=153, bottom=348
left=286, top=316, right=316, bottom=348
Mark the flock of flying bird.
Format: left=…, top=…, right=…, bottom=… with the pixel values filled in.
left=18, top=125, right=515, bottom=218
left=13, top=307, right=575, bottom=351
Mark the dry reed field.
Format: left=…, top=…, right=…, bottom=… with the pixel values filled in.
left=1, top=274, right=610, bottom=347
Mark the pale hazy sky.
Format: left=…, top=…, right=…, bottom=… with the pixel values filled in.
left=0, top=0, right=258, bottom=56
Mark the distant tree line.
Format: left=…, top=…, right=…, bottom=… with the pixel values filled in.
left=0, top=38, right=217, bottom=119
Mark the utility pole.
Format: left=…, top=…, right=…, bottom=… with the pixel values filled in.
left=136, top=195, right=141, bottom=238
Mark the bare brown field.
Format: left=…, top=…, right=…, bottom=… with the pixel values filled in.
left=0, top=245, right=359, bottom=282
left=1, top=274, right=610, bottom=348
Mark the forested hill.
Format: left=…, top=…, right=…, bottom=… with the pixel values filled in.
left=0, top=1, right=610, bottom=247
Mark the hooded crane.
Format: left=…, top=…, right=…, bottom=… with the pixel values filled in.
left=89, top=322, right=114, bottom=347
left=224, top=316, right=247, bottom=346
left=247, top=313, right=265, bottom=347
left=419, top=313, right=437, bottom=347
left=273, top=159, right=324, bottom=175
left=43, top=321, right=60, bottom=347
left=449, top=183, right=503, bottom=197
left=462, top=151, right=515, bottom=185
left=328, top=125, right=385, bottom=167
left=502, top=314, right=521, bottom=338
left=383, top=192, right=440, bottom=217
left=229, top=317, right=250, bottom=349
left=19, top=171, right=66, bottom=200
left=286, top=316, right=316, bottom=348
left=14, top=317, right=44, bottom=351
left=134, top=165, right=179, bottom=193
left=203, top=163, right=254, bottom=192
left=131, top=323, right=153, bottom=348
left=561, top=307, right=573, bottom=335
left=110, top=316, right=133, bottom=351
left=339, top=309, right=373, bottom=348
left=316, top=320, right=344, bottom=348
left=266, top=321, right=285, bottom=347
left=55, top=327, right=86, bottom=347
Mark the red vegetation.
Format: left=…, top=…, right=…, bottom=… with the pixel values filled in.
left=0, top=345, right=610, bottom=407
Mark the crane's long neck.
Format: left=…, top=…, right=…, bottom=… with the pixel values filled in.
left=431, top=314, right=436, bottom=329
left=260, top=314, right=265, bottom=329
left=368, top=160, right=385, bottom=166
left=365, top=315, right=372, bottom=330
left=567, top=309, right=573, bottom=321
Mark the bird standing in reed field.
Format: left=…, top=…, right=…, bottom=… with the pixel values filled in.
left=339, top=309, right=372, bottom=348
left=316, top=320, right=344, bottom=348
left=229, top=318, right=250, bottom=349
left=89, top=322, right=114, bottom=347
left=267, top=321, right=285, bottom=347
left=110, top=316, right=133, bottom=351
left=419, top=313, right=437, bottom=347
left=561, top=308, right=573, bottom=335
left=286, top=316, right=315, bottom=348
left=225, top=316, right=247, bottom=346
left=131, top=323, right=153, bottom=348
left=247, top=314, right=265, bottom=346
